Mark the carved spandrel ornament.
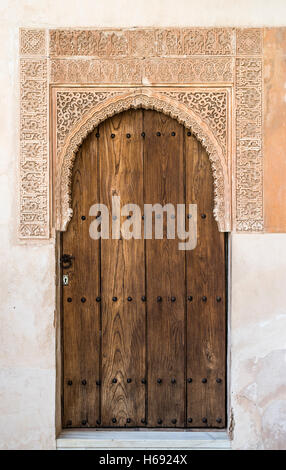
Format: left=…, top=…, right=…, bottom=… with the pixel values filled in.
left=53, top=87, right=231, bottom=232
left=56, top=89, right=228, bottom=159
left=19, top=27, right=264, bottom=239
left=54, top=89, right=230, bottom=233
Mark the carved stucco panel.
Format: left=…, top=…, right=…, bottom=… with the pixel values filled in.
left=55, top=88, right=228, bottom=160
left=235, top=57, right=263, bottom=231
left=54, top=89, right=230, bottom=233
left=50, top=57, right=234, bottom=85
left=19, top=29, right=49, bottom=238
left=56, top=90, right=123, bottom=153
left=18, top=27, right=264, bottom=239
left=49, top=28, right=235, bottom=57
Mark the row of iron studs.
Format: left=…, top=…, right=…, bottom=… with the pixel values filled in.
left=67, top=295, right=222, bottom=303
left=80, top=213, right=207, bottom=221
left=66, top=374, right=223, bottom=427
left=94, top=131, right=193, bottom=139
left=66, top=416, right=222, bottom=426
left=67, top=378, right=222, bottom=386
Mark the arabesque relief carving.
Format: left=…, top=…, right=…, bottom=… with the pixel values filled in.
left=56, top=89, right=228, bottom=160
left=19, top=30, right=48, bottom=238
left=19, top=27, right=263, bottom=239
left=54, top=88, right=230, bottom=233
left=49, top=28, right=235, bottom=56
left=50, top=57, right=234, bottom=84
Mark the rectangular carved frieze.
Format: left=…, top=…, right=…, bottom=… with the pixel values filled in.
left=235, top=56, right=263, bottom=231
left=19, top=29, right=49, bottom=239
left=49, top=28, right=235, bottom=57
left=50, top=57, right=234, bottom=84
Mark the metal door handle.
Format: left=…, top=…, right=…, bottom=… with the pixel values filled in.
left=60, top=254, right=75, bottom=269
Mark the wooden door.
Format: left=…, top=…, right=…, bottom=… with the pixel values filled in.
left=62, top=109, right=227, bottom=429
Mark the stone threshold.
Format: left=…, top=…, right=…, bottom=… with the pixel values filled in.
left=57, top=429, right=231, bottom=450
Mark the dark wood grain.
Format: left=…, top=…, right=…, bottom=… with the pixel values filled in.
left=62, top=131, right=101, bottom=428
left=144, top=111, right=186, bottom=428
left=99, top=110, right=146, bottom=427
left=185, top=133, right=226, bottom=428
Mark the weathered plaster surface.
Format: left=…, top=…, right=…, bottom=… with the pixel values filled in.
left=1, top=0, right=286, bottom=450
left=264, top=28, right=286, bottom=232
left=231, top=234, right=286, bottom=449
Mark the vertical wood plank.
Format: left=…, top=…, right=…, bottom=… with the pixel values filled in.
left=185, top=133, right=226, bottom=428
left=62, top=131, right=101, bottom=428
left=100, top=110, right=146, bottom=427
left=144, top=110, right=186, bottom=428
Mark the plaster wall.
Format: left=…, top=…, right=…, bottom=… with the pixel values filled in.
left=0, top=0, right=286, bottom=450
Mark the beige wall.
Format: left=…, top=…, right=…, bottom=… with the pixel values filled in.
left=264, top=28, right=286, bottom=232
left=1, top=0, right=286, bottom=450
left=231, top=234, right=286, bottom=449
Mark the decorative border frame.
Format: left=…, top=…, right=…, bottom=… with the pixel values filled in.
left=19, top=27, right=263, bottom=238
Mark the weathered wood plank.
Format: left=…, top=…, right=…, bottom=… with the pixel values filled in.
left=144, top=110, right=186, bottom=428
left=63, top=131, right=101, bottom=428
left=100, top=110, right=146, bottom=427
left=185, top=134, right=226, bottom=428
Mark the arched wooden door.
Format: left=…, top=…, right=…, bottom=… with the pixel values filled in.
left=61, top=109, right=226, bottom=429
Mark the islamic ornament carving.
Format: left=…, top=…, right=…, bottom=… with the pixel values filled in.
left=19, top=29, right=48, bottom=238
left=50, top=57, right=234, bottom=84
left=235, top=57, right=263, bottom=231
left=49, top=28, right=234, bottom=56
left=236, top=29, right=262, bottom=55
left=19, top=27, right=264, bottom=239
left=56, top=89, right=228, bottom=158
left=54, top=88, right=230, bottom=232
left=56, top=91, right=122, bottom=153
left=161, top=90, right=227, bottom=156
left=20, top=29, right=46, bottom=56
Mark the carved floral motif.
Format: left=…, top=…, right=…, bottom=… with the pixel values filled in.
left=56, top=89, right=228, bottom=160
left=19, top=57, right=48, bottom=238
left=56, top=91, right=122, bottom=152
left=19, top=27, right=264, bottom=239
left=235, top=57, right=263, bottom=231
left=161, top=90, right=227, bottom=156
left=236, top=29, right=262, bottom=55
left=55, top=90, right=230, bottom=233
left=20, top=29, right=46, bottom=56
left=49, top=28, right=234, bottom=57
left=50, top=57, right=234, bottom=84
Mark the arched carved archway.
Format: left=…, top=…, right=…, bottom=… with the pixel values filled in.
left=55, top=88, right=231, bottom=232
